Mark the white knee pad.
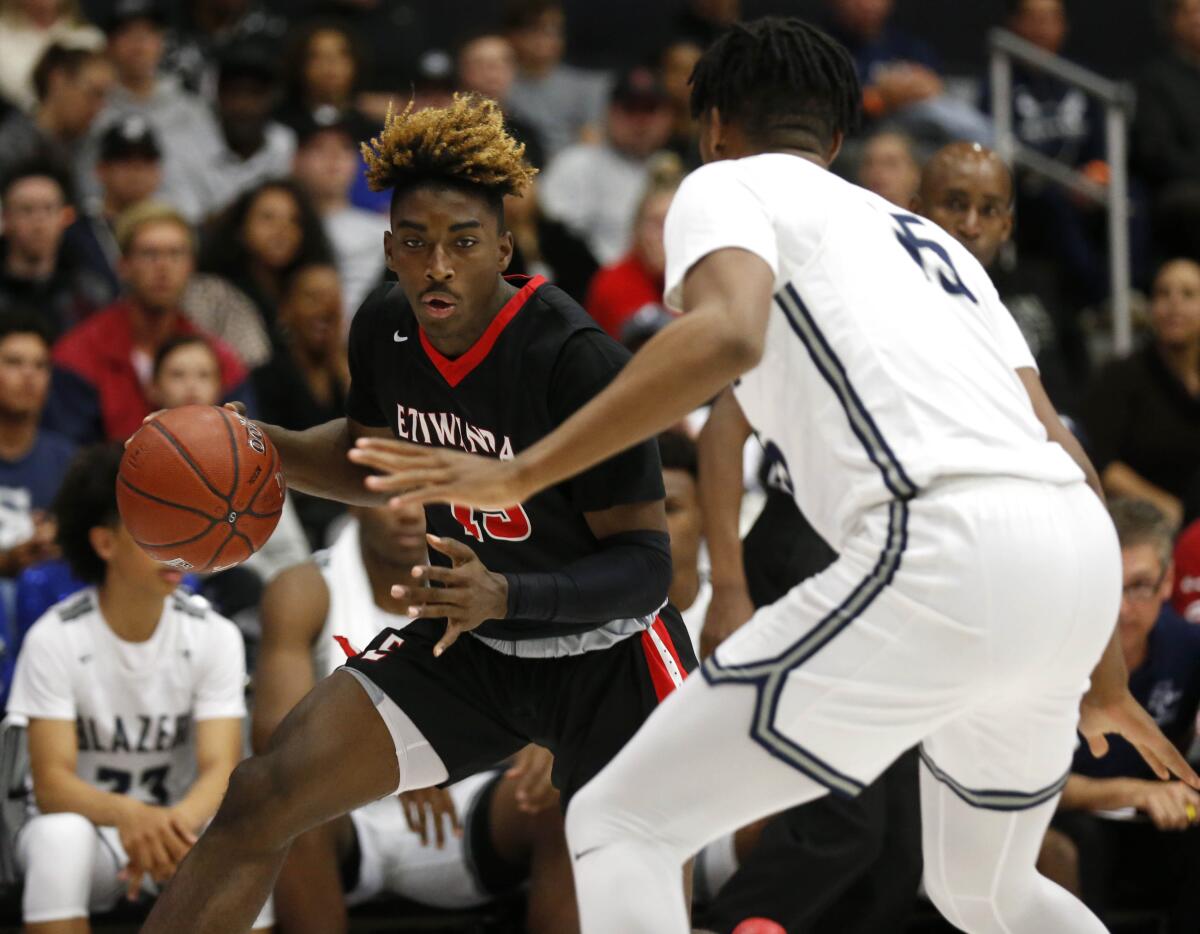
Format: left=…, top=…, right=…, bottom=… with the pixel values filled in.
left=566, top=773, right=683, bottom=861
left=18, top=813, right=112, bottom=923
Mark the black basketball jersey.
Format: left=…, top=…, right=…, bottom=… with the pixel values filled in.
left=346, top=274, right=666, bottom=642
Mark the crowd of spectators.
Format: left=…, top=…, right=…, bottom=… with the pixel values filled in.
left=0, top=0, right=1197, bottom=930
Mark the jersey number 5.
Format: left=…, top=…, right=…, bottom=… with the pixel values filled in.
left=891, top=213, right=978, bottom=305
left=451, top=504, right=532, bottom=542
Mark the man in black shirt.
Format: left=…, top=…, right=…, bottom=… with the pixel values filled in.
left=144, top=94, right=694, bottom=934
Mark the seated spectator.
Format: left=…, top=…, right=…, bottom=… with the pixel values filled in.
left=66, top=114, right=268, bottom=365
left=505, top=177, right=597, bottom=302
left=0, top=310, right=74, bottom=578
left=914, top=141, right=1076, bottom=404
left=993, top=0, right=1101, bottom=168
left=275, top=19, right=370, bottom=137
left=584, top=158, right=680, bottom=339
left=1135, top=0, right=1200, bottom=261
left=290, top=117, right=386, bottom=321
left=6, top=443, right=273, bottom=932
left=159, top=0, right=286, bottom=100
left=457, top=31, right=545, bottom=169
left=658, top=430, right=708, bottom=653
left=251, top=263, right=347, bottom=432
left=408, top=48, right=458, bottom=113
left=275, top=20, right=384, bottom=214
left=540, top=67, right=674, bottom=265
left=168, top=39, right=296, bottom=225
left=658, top=38, right=704, bottom=170
left=857, top=129, right=921, bottom=208
left=1173, top=515, right=1200, bottom=622
left=85, top=0, right=222, bottom=219
left=50, top=201, right=248, bottom=443
left=989, top=0, right=1119, bottom=310
left=1048, top=498, right=1200, bottom=929
left=199, top=178, right=334, bottom=345
left=257, top=503, right=576, bottom=934
left=825, top=0, right=991, bottom=145
left=151, top=334, right=308, bottom=597
left=503, top=0, right=608, bottom=160
left=0, top=160, right=113, bottom=339
left=0, top=43, right=113, bottom=188
left=1080, top=258, right=1200, bottom=527
left=250, top=263, right=348, bottom=548
left=69, top=115, right=163, bottom=293
left=0, top=0, right=103, bottom=111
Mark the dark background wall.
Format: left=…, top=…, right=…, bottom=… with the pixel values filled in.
left=559, top=0, right=1161, bottom=79
left=81, top=0, right=1162, bottom=84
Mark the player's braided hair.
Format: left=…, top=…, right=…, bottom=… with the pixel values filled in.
left=361, top=94, right=537, bottom=207
left=690, top=16, right=861, bottom=149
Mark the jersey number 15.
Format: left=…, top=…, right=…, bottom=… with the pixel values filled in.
left=451, top=504, right=532, bottom=542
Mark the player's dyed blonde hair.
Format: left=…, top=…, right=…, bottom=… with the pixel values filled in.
left=361, top=94, right=537, bottom=204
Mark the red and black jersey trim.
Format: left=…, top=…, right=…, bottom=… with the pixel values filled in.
left=419, top=275, right=548, bottom=388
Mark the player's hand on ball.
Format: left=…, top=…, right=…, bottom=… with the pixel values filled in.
left=130, top=402, right=248, bottom=447
left=348, top=437, right=528, bottom=510
left=398, top=786, right=461, bottom=848
left=506, top=744, right=559, bottom=814
left=393, top=534, right=508, bottom=657
left=701, top=583, right=756, bottom=660
left=1135, top=780, right=1200, bottom=831
left=1080, top=687, right=1200, bottom=789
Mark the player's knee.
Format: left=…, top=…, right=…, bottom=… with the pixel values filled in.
left=923, top=856, right=1037, bottom=933
left=22, top=812, right=95, bottom=867
left=565, top=775, right=640, bottom=851
left=212, top=754, right=293, bottom=841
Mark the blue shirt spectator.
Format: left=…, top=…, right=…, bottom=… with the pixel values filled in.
left=1073, top=606, right=1200, bottom=781
left=0, top=310, right=76, bottom=577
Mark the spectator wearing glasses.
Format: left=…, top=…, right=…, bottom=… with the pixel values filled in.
left=49, top=202, right=249, bottom=443
left=0, top=160, right=113, bottom=340
left=1047, top=498, right=1200, bottom=931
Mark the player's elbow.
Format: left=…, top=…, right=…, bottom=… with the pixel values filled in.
left=711, top=321, right=764, bottom=376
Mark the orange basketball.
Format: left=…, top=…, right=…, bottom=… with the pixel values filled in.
left=117, top=405, right=286, bottom=573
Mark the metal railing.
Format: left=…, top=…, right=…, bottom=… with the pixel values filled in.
left=988, top=28, right=1137, bottom=355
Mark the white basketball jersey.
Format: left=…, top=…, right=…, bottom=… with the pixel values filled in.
left=7, top=588, right=247, bottom=806
left=664, top=153, right=1082, bottom=549
left=313, top=521, right=410, bottom=678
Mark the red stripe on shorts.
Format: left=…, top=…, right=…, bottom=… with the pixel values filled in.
left=640, top=615, right=688, bottom=702
left=332, top=634, right=360, bottom=658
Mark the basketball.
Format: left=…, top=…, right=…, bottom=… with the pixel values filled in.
left=731, top=920, right=788, bottom=934
left=117, top=405, right=286, bottom=573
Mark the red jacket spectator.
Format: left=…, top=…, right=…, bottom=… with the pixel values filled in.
left=1173, top=517, right=1200, bottom=623
left=584, top=252, right=662, bottom=340
left=52, top=300, right=245, bottom=441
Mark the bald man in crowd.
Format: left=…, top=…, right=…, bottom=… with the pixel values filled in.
left=915, top=141, right=1077, bottom=406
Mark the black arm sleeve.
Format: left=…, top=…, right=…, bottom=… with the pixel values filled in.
left=502, top=529, right=672, bottom=624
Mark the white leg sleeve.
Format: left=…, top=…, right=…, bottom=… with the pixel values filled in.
left=17, top=813, right=120, bottom=923
left=919, top=766, right=1107, bottom=934
left=565, top=674, right=827, bottom=934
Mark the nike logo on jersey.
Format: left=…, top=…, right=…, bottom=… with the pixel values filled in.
left=394, top=332, right=408, bottom=343
left=572, top=845, right=607, bottom=861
